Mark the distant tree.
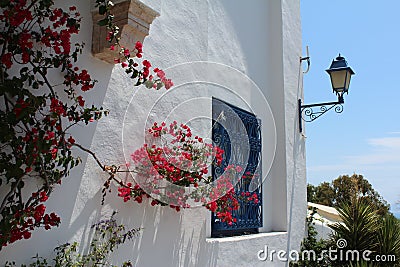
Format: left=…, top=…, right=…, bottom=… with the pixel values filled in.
left=315, top=182, right=335, bottom=206
left=307, top=174, right=390, bottom=216
left=307, top=182, right=334, bottom=206
left=333, top=174, right=390, bottom=215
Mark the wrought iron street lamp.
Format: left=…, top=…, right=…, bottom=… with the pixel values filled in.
left=299, top=54, right=355, bottom=132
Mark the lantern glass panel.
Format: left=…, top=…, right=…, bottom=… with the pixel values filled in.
left=329, top=69, right=347, bottom=92
left=344, top=69, right=352, bottom=90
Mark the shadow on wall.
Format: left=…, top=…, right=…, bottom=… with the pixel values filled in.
left=0, top=57, right=114, bottom=264
left=96, top=184, right=219, bottom=267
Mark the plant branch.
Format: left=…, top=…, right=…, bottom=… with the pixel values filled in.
left=0, top=175, right=24, bottom=215
left=73, top=143, right=105, bottom=171
left=29, top=61, right=56, bottom=96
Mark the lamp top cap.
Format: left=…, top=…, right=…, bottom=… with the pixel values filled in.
left=336, top=53, right=345, bottom=61
left=326, top=53, right=355, bottom=75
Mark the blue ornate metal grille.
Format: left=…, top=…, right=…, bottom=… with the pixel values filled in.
left=211, top=98, right=262, bottom=237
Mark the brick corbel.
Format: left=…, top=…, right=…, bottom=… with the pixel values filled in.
left=91, top=0, right=159, bottom=63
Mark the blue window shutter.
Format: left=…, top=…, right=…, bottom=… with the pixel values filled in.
left=211, top=98, right=262, bottom=237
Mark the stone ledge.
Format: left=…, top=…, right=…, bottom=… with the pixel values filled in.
left=91, top=0, right=159, bottom=64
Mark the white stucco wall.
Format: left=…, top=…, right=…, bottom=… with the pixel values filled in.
left=0, top=0, right=306, bottom=266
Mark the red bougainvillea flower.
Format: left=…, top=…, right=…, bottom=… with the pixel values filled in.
left=123, top=48, right=130, bottom=57
left=135, top=41, right=143, bottom=53
left=163, top=79, right=174, bottom=90
left=50, top=148, right=58, bottom=159
left=50, top=98, right=66, bottom=116
left=13, top=98, right=29, bottom=118
left=1, top=53, right=13, bottom=69
left=156, top=69, right=165, bottom=79
left=115, top=122, right=255, bottom=225
left=207, top=201, right=218, bottom=213
left=67, top=136, right=75, bottom=144
left=44, top=131, right=55, bottom=140
left=0, top=0, right=174, bottom=248
left=77, top=96, right=85, bottom=106
left=40, top=191, right=48, bottom=202
left=143, top=60, right=151, bottom=68
left=34, top=204, right=46, bottom=222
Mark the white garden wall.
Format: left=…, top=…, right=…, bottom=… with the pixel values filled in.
left=0, top=0, right=306, bottom=266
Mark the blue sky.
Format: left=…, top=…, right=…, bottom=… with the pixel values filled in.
left=301, top=0, right=400, bottom=213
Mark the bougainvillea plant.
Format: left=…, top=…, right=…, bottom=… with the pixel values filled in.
left=0, top=0, right=255, bottom=251
left=0, top=0, right=171, bottom=249
left=113, top=122, right=259, bottom=225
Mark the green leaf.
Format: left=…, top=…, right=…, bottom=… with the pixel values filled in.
left=0, top=0, right=10, bottom=8
left=99, top=5, right=107, bottom=15
left=32, top=81, right=39, bottom=89
left=97, top=18, right=109, bottom=26
left=0, top=85, right=7, bottom=95
left=6, top=167, right=24, bottom=180
left=20, top=67, right=29, bottom=75
left=131, top=69, right=138, bottom=79
left=144, top=80, right=153, bottom=89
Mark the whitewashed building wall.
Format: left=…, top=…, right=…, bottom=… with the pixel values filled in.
left=0, top=0, right=306, bottom=266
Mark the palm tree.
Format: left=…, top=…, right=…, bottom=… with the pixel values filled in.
left=330, top=197, right=380, bottom=251
left=377, top=214, right=400, bottom=266
left=348, top=261, right=379, bottom=267
left=330, top=197, right=400, bottom=266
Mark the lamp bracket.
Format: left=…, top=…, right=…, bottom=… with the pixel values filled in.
left=298, top=96, right=344, bottom=132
